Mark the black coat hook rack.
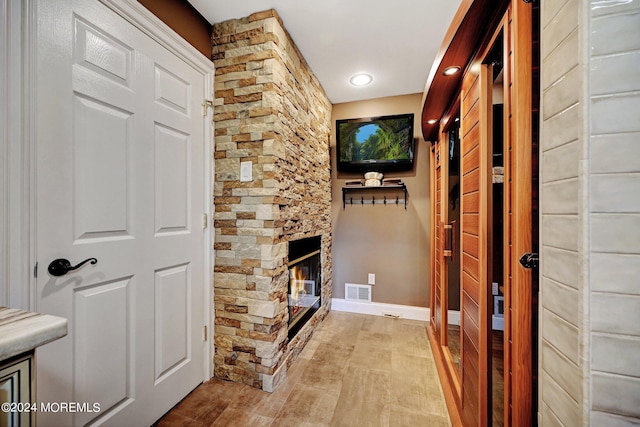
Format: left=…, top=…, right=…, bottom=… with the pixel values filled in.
left=341, top=183, right=407, bottom=210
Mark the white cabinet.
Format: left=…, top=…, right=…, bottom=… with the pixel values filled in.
left=0, top=352, right=34, bottom=427
left=0, top=306, right=67, bottom=427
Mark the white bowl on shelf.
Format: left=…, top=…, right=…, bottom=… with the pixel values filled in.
left=364, top=172, right=383, bottom=180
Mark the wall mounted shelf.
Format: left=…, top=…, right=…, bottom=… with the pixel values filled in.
left=341, top=184, right=407, bottom=209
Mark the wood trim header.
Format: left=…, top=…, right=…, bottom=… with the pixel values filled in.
left=420, top=0, right=508, bottom=142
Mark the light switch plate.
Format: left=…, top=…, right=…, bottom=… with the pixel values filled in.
left=240, top=161, right=252, bottom=182
left=368, top=273, right=375, bottom=285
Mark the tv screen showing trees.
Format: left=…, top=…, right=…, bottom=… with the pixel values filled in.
left=336, top=113, right=414, bottom=173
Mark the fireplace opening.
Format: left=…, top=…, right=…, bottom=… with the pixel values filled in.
left=287, top=236, right=321, bottom=339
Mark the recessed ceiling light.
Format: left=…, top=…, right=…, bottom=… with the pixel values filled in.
left=442, top=66, right=461, bottom=76
left=349, top=73, right=373, bottom=86
left=427, top=119, right=438, bottom=125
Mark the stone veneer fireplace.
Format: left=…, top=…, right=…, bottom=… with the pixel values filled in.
left=211, top=9, right=332, bottom=392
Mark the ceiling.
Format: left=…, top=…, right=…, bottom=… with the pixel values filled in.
left=188, top=0, right=462, bottom=104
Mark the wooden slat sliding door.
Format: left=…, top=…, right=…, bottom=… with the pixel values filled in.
left=429, top=120, right=465, bottom=426
left=431, top=140, right=444, bottom=337
left=426, top=3, right=538, bottom=425
left=459, top=66, right=491, bottom=427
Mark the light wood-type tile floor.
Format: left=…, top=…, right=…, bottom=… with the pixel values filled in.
left=154, top=311, right=451, bottom=426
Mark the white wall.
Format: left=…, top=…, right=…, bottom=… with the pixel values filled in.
left=540, top=0, right=640, bottom=424
left=330, top=94, right=431, bottom=308
left=587, top=1, right=640, bottom=423
left=539, top=0, right=583, bottom=423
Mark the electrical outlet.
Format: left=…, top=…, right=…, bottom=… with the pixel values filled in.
left=240, top=161, right=252, bottom=182
left=368, top=273, right=375, bottom=285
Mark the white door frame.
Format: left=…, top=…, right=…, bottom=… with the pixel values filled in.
left=3, top=0, right=214, bottom=381
left=1, top=0, right=33, bottom=311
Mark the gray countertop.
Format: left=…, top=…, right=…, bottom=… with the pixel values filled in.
left=0, top=306, right=67, bottom=361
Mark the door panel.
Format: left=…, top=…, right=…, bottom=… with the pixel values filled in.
left=462, top=234, right=479, bottom=259
left=462, top=271, right=479, bottom=303
left=462, top=146, right=480, bottom=173
left=74, top=17, right=133, bottom=87
left=155, top=66, right=191, bottom=111
left=73, top=95, right=133, bottom=241
left=154, top=264, right=190, bottom=383
left=73, top=279, right=131, bottom=426
left=459, top=66, right=490, bottom=426
left=462, top=213, right=479, bottom=236
left=462, top=253, right=479, bottom=282
left=154, top=124, right=190, bottom=234
left=461, top=76, right=479, bottom=121
left=35, top=1, right=210, bottom=425
left=461, top=125, right=479, bottom=155
left=462, top=192, right=479, bottom=213
left=462, top=169, right=480, bottom=193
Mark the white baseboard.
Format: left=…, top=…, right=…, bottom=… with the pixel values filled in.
left=331, top=298, right=430, bottom=321
left=448, top=310, right=460, bottom=326
left=492, top=315, right=504, bottom=331
left=330, top=299, right=463, bottom=326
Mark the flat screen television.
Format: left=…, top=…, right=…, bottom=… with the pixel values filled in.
left=336, top=113, right=415, bottom=173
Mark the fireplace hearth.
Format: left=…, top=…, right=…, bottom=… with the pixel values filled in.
left=287, top=236, right=322, bottom=338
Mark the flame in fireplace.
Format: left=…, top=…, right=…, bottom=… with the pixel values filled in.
left=289, top=266, right=308, bottom=304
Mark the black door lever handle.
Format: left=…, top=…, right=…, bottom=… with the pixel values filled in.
left=48, top=258, right=98, bottom=276
left=519, top=252, right=538, bottom=269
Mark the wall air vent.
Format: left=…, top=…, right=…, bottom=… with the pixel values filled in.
left=345, top=283, right=372, bottom=303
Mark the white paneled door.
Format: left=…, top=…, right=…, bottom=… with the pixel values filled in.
left=34, top=1, right=212, bottom=425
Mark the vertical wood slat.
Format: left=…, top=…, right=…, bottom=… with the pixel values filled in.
left=478, top=64, right=492, bottom=427
left=430, top=142, right=440, bottom=332
left=439, top=132, right=451, bottom=344
left=509, top=2, right=534, bottom=425
left=459, top=63, right=491, bottom=426
left=503, top=7, right=514, bottom=425
left=430, top=116, right=468, bottom=421
left=432, top=140, right=444, bottom=338
left=439, top=135, right=449, bottom=343
left=460, top=70, right=479, bottom=427
left=462, top=233, right=480, bottom=259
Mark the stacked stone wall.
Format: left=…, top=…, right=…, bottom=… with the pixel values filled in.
left=211, top=9, right=332, bottom=391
